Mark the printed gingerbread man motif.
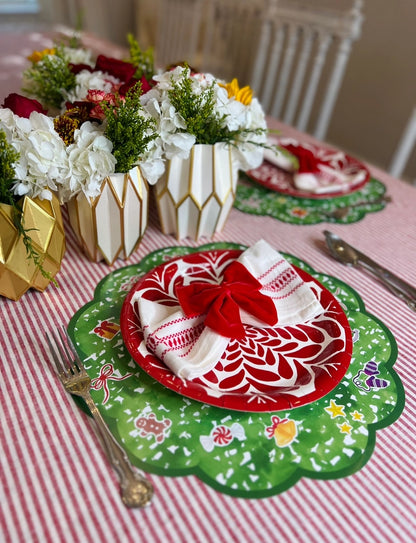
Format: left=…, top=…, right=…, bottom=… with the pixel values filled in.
left=135, top=413, right=171, bottom=443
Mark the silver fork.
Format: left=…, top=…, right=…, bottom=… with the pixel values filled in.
left=46, top=327, right=154, bottom=508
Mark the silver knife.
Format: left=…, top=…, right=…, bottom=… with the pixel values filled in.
left=323, top=230, right=416, bottom=312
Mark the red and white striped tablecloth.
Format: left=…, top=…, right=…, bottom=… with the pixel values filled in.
left=0, top=28, right=415, bottom=541
left=2, top=118, right=416, bottom=543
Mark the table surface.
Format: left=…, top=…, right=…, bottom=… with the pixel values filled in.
left=1, top=30, right=416, bottom=543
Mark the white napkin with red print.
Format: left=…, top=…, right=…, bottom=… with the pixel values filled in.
left=264, top=137, right=367, bottom=194
left=131, top=240, right=324, bottom=379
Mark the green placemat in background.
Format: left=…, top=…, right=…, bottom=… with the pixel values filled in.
left=234, top=177, right=388, bottom=225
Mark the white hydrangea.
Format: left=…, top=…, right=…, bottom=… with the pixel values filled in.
left=63, top=121, right=116, bottom=201
left=1, top=98, right=166, bottom=204
left=0, top=110, right=70, bottom=200
left=0, top=108, right=32, bottom=140
left=62, top=70, right=121, bottom=104
left=62, top=46, right=94, bottom=67
left=141, top=70, right=196, bottom=160
left=136, top=134, right=165, bottom=185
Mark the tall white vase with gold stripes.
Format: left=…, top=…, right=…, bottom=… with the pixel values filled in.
left=67, top=167, right=148, bottom=265
left=154, top=143, right=238, bottom=240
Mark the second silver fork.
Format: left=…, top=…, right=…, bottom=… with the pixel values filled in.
left=47, top=327, right=154, bottom=508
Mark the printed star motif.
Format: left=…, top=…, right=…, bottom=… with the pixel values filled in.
left=325, top=400, right=346, bottom=418
left=352, top=411, right=364, bottom=421
left=338, top=422, right=352, bottom=434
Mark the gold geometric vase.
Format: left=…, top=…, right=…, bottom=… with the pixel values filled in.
left=0, top=193, right=65, bottom=301
left=154, top=143, right=238, bottom=240
left=66, top=167, right=149, bottom=265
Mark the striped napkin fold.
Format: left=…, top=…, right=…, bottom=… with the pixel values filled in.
left=131, top=240, right=324, bottom=379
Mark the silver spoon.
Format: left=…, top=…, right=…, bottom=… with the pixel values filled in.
left=323, top=230, right=416, bottom=312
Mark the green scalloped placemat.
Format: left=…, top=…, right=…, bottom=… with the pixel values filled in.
left=234, top=177, right=388, bottom=225
left=68, top=242, right=404, bottom=498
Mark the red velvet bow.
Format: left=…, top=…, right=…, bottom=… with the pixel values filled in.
left=279, top=143, right=326, bottom=174
left=175, top=261, right=278, bottom=339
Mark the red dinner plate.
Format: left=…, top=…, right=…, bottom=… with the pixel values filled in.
left=246, top=140, right=370, bottom=199
left=121, top=249, right=353, bottom=412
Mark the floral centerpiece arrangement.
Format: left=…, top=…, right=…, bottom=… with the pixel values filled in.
left=142, top=65, right=268, bottom=170
left=0, top=84, right=163, bottom=203
left=141, top=65, right=269, bottom=239
left=1, top=33, right=274, bottom=271
left=0, top=35, right=164, bottom=268
left=22, top=33, right=155, bottom=113
left=1, top=34, right=163, bottom=202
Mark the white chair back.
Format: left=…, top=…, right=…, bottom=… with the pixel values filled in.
left=251, top=0, right=364, bottom=139
left=135, top=0, right=205, bottom=69
left=389, top=107, right=416, bottom=185
left=198, top=0, right=267, bottom=84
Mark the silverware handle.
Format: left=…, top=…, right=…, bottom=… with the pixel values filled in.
left=357, top=253, right=416, bottom=310
left=83, top=394, right=154, bottom=507
left=362, top=265, right=416, bottom=312
left=349, top=194, right=391, bottom=209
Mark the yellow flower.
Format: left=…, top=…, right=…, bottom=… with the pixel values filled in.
left=27, top=48, right=56, bottom=63
left=220, top=78, right=253, bottom=106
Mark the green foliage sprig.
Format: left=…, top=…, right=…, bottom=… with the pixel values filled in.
left=0, top=129, right=56, bottom=285
left=102, top=83, right=157, bottom=173
left=127, top=33, right=155, bottom=80
left=0, top=129, right=18, bottom=207
left=167, top=68, right=266, bottom=145
left=14, top=217, right=58, bottom=286
left=23, top=46, right=76, bottom=109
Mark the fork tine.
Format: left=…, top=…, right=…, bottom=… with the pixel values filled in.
left=46, top=333, right=69, bottom=378
left=59, top=326, right=88, bottom=376
left=55, top=326, right=78, bottom=375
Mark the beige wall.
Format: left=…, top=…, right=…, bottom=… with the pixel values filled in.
left=327, top=0, right=416, bottom=180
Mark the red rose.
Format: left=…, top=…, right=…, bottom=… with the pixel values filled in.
left=118, top=76, right=154, bottom=97
left=94, top=55, right=136, bottom=82
left=140, top=76, right=154, bottom=94
left=69, top=63, right=94, bottom=75
left=2, top=93, right=47, bottom=117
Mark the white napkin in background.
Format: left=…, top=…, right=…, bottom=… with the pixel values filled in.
left=263, top=138, right=298, bottom=172
left=132, top=240, right=324, bottom=379
left=263, top=137, right=367, bottom=194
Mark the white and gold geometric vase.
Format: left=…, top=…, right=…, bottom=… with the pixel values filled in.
left=67, top=167, right=149, bottom=265
left=154, top=143, right=238, bottom=240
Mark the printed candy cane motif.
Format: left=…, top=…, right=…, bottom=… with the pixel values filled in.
left=200, top=423, right=246, bottom=452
